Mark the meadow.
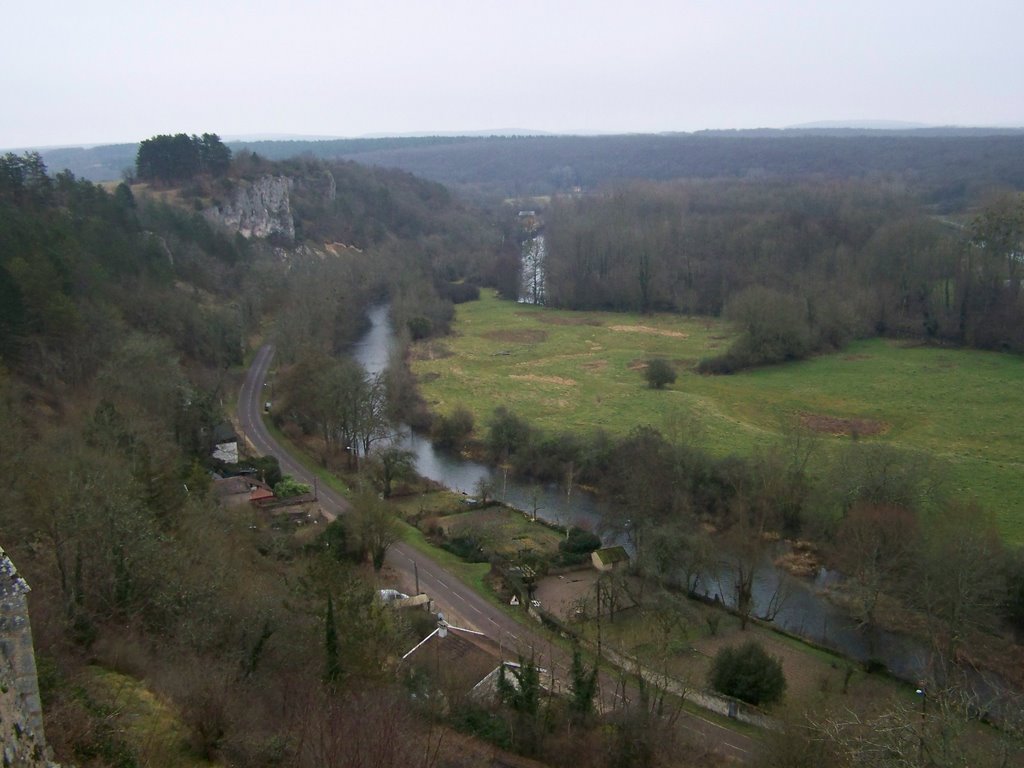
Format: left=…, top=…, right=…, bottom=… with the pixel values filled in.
left=410, top=292, right=1024, bottom=543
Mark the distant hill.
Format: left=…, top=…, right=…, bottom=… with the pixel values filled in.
left=34, top=137, right=477, bottom=182
left=34, top=143, right=138, bottom=181
left=33, top=129, right=1024, bottom=207
left=303, top=132, right=1024, bottom=205
left=787, top=119, right=934, bottom=130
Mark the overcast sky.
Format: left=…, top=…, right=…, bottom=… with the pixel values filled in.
left=3, top=0, right=1023, bottom=149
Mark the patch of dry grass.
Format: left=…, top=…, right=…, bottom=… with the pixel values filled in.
left=608, top=324, right=690, bottom=338
left=483, top=329, right=549, bottom=344
left=509, top=373, right=578, bottom=386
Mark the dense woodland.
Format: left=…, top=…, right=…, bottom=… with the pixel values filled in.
left=38, top=130, right=1024, bottom=203
left=315, top=131, right=1024, bottom=203
left=135, top=133, right=232, bottom=185
left=542, top=180, right=1024, bottom=369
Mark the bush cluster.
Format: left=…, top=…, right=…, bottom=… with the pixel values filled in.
left=557, top=527, right=602, bottom=565
left=644, top=358, right=677, bottom=388
left=431, top=406, right=475, bottom=450
left=708, top=640, right=786, bottom=706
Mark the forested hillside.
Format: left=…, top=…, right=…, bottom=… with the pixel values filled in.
left=0, top=147, right=502, bottom=766
left=313, top=131, right=1024, bottom=203
left=38, top=130, right=1024, bottom=207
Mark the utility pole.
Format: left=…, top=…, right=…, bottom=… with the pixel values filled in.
left=916, top=684, right=927, bottom=765
left=565, top=462, right=574, bottom=539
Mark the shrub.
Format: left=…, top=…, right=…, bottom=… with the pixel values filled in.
left=407, top=316, right=433, bottom=340
left=442, top=535, right=489, bottom=563
left=248, top=455, right=282, bottom=487
left=556, top=527, right=602, bottom=566
left=452, top=703, right=512, bottom=749
left=696, top=353, right=741, bottom=375
left=487, top=407, right=533, bottom=461
left=432, top=406, right=474, bottom=450
left=314, top=519, right=359, bottom=562
left=512, top=431, right=585, bottom=482
left=438, top=281, right=481, bottom=304
left=708, top=640, right=786, bottom=706
left=560, top=527, right=602, bottom=556
left=644, top=358, right=677, bottom=389
left=274, top=475, right=311, bottom=498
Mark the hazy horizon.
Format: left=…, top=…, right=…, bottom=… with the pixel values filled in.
left=3, top=1, right=1023, bottom=149
left=11, top=121, right=1024, bottom=154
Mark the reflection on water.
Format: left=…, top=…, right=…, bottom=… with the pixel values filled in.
left=352, top=304, right=1013, bottom=714
left=351, top=305, right=606, bottom=531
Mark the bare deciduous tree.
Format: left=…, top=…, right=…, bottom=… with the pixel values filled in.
left=835, top=502, right=918, bottom=640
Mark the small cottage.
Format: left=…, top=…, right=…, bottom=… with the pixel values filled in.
left=591, top=545, right=629, bottom=572
left=400, top=619, right=510, bottom=703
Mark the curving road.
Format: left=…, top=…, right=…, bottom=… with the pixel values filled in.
left=237, top=344, right=758, bottom=762
left=238, top=346, right=532, bottom=642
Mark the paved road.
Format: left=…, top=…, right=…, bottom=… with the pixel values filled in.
left=238, top=346, right=543, bottom=644
left=237, top=344, right=759, bottom=762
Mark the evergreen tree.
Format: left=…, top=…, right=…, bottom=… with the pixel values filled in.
left=136, top=133, right=231, bottom=184
left=709, top=640, right=786, bottom=706
left=497, top=655, right=544, bottom=755
left=324, top=594, right=341, bottom=684
left=568, top=646, right=598, bottom=718
left=199, top=133, right=232, bottom=176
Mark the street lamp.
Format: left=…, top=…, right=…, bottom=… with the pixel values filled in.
left=435, top=612, right=447, bottom=683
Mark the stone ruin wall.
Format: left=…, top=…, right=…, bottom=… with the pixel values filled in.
left=1, top=545, right=51, bottom=767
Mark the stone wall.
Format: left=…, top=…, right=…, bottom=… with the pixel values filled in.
left=0, top=546, right=51, bottom=766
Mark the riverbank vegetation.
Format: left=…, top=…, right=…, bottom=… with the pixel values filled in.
left=411, top=293, right=1024, bottom=542
left=404, top=490, right=1023, bottom=766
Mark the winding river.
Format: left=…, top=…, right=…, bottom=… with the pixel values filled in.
left=352, top=301, right=1013, bottom=715
left=352, top=304, right=606, bottom=529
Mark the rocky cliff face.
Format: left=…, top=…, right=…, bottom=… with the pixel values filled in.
left=206, top=175, right=295, bottom=241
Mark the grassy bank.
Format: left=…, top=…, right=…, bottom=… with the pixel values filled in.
left=410, top=293, right=1024, bottom=543
left=83, top=667, right=213, bottom=768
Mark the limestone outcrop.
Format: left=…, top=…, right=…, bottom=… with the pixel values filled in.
left=206, top=175, right=295, bottom=241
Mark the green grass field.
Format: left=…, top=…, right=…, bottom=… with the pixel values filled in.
left=410, top=293, right=1024, bottom=543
